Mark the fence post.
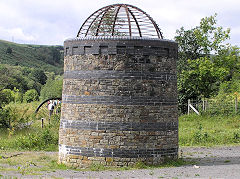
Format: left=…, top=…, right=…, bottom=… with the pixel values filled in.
left=41, top=118, right=44, bottom=128
left=202, top=99, right=205, bottom=112
left=188, top=99, right=190, bottom=115
left=205, top=99, right=208, bottom=112
left=235, top=96, right=238, bottom=113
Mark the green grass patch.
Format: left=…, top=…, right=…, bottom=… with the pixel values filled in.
left=179, top=114, right=240, bottom=146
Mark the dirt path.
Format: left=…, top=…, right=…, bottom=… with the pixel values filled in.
left=1, top=146, right=240, bottom=178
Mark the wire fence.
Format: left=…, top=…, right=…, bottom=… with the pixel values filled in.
left=187, top=97, right=239, bottom=115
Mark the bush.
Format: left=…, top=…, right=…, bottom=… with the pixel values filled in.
left=0, top=89, right=14, bottom=105
left=40, top=77, right=62, bottom=100
left=0, top=108, right=10, bottom=128
left=23, top=89, right=39, bottom=103
left=6, top=47, right=12, bottom=54
left=15, top=127, right=58, bottom=150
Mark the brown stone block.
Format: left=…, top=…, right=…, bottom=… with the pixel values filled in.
left=106, top=157, right=113, bottom=163
left=83, top=156, right=89, bottom=161
left=109, top=145, right=119, bottom=149
left=89, top=136, right=103, bottom=140
left=93, top=157, right=105, bottom=161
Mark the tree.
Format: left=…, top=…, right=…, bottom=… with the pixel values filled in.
left=175, top=14, right=235, bottom=112
left=175, top=13, right=230, bottom=72
left=51, top=47, right=61, bottom=63
left=40, top=77, right=63, bottom=100
left=23, top=89, right=39, bottom=103
left=29, top=69, right=47, bottom=85
left=6, top=47, right=12, bottom=54
left=0, top=89, right=14, bottom=106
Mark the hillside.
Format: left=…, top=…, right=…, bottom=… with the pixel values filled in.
left=0, top=40, right=64, bottom=74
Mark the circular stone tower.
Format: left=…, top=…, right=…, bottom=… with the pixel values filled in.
left=59, top=4, right=178, bottom=167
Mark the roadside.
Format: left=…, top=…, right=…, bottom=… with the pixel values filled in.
left=1, top=145, right=240, bottom=178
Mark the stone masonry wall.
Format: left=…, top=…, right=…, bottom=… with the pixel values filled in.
left=59, top=37, right=178, bottom=168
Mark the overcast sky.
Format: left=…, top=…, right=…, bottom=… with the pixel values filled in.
left=0, top=0, right=239, bottom=46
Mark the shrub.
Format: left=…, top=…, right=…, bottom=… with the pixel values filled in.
left=15, top=126, right=59, bottom=151
left=6, top=47, right=12, bottom=54
left=0, top=89, right=14, bottom=105
left=23, top=89, right=39, bottom=103
left=0, top=108, right=10, bottom=128
left=40, top=77, right=62, bottom=100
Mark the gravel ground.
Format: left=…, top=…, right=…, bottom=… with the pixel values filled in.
left=1, top=145, right=240, bottom=178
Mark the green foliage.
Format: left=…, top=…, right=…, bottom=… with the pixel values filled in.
left=175, top=14, right=230, bottom=65
left=29, top=69, right=47, bottom=85
left=15, top=126, right=58, bottom=151
left=40, top=77, right=63, bottom=100
left=23, top=89, right=39, bottom=103
left=0, top=89, right=14, bottom=105
left=0, top=40, right=64, bottom=74
left=0, top=64, right=28, bottom=93
left=0, top=102, right=59, bottom=150
left=175, top=14, right=239, bottom=113
left=0, top=64, right=61, bottom=105
left=0, top=102, right=36, bottom=129
left=6, top=47, right=12, bottom=54
left=0, top=108, right=10, bottom=128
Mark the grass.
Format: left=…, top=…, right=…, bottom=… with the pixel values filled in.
left=179, top=114, right=240, bottom=146
left=0, top=102, right=58, bottom=151
left=0, top=106, right=239, bottom=175
left=0, top=151, right=193, bottom=176
left=1, top=101, right=60, bottom=149
left=1, top=110, right=240, bottom=151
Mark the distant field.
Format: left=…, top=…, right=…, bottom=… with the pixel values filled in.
left=0, top=39, right=64, bottom=74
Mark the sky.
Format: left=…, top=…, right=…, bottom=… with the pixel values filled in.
left=0, top=0, right=239, bottom=46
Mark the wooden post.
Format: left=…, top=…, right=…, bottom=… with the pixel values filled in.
left=235, top=96, right=238, bottom=113
left=41, top=118, right=44, bottom=128
left=202, top=99, right=205, bottom=112
left=205, top=99, right=208, bottom=112
left=188, top=99, right=190, bottom=115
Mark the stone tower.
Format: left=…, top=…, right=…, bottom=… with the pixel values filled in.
left=59, top=4, right=178, bottom=167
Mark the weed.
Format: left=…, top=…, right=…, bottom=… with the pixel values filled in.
left=134, top=161, right=148, bottom=169
left=48, top=160, right=69, bottom=170
left=224, top=160, right=231, bottom=163
left=17, top=161, right=36, bottom=175
left=149, top=170, right=154, bottom=175
left=195, top=173, right=200, bottom=176
left=90, top=163, right=106, bottom=171
left=233, top=132, right=240, bottom=140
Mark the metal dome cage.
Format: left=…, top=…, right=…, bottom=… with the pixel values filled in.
left=77, top=4, right=163, bottom=39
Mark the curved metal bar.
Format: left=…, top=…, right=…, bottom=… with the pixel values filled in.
left=35, top=97, right=62, bottom=113
left=126, top=4, right=163, bottom=38
left=77, top=3, right=163, bottom=39
left=123, top=5, right=132, bottom=37
left=127, top=7, right=142, bottom=37
left=84, top=10, right=105, bottom=37
left=96, top=5, right=114, bottom=36
left=77, top=6, right=107, bottom=37
left=111, top=5, right=122, bottom=36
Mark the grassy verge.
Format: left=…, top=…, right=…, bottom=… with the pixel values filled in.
left=179, top=114, right=240, bottom=146
left=0, top=151, right=193, bottom=176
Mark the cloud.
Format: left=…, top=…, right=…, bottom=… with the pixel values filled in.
left=0, top=27, right=36, bottom=42
left=0, top=0, right=239, bottom=46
